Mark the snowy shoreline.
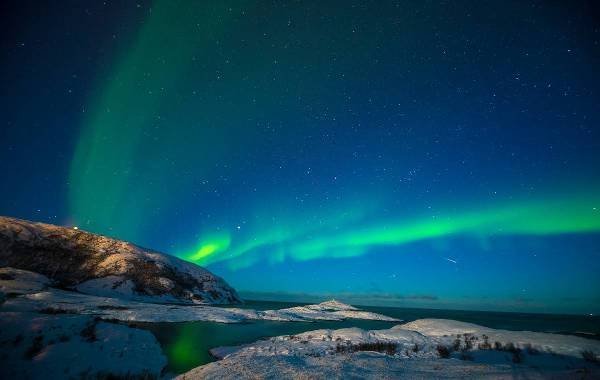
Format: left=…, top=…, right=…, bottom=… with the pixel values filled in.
left=178, top=319, right=600, bottom=379
left=2, top=267, right=600, bottom=379
left=0, top=267, right=398, bottom=378
left=0, top=267, right=399, bottom=324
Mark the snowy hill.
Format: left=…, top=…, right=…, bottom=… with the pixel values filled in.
left=0, top=216, right=240, bottom=304
left=179, top=320, right=600, bottom=379
left=0, top=267, right=399, bottom=378
left=1, top=267, right=399, bottom=323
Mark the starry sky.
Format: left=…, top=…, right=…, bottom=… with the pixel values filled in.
left=1, top=1, right=600, bottom=314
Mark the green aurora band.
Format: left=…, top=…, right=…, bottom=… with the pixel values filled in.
left=67, top=1, right=600, bottom=273
left=184, top=194, right=600, bottom=269
left=69, top=1, right=245, bottom=241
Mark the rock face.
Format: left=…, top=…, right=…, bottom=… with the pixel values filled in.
left=0, top=216, right=240, bottom=304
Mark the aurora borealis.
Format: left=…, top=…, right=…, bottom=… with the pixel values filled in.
left=187, top=194, right=600, bottom=268
left=2, top=1, right=600, bottom=314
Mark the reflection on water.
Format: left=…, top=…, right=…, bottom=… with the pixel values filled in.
left=138, top=301, right=600, bottom=375
left=143, top=318, right=397, bottom=374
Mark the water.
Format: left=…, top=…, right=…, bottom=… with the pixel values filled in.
left=138, top=300, right=600, bottom=375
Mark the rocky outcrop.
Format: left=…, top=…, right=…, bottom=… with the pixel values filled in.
left=0, top=270, right=399, bottom=323
left=0, top=216, right=240, bottom=304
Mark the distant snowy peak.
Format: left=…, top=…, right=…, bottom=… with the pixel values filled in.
left=309, top=300, right=359, bottom=311
left=263, top=300, right=398, bottom=322
left=0, top=216, right=240, bottom=304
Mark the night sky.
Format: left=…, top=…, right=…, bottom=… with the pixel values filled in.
left=1, top=1, right=600, bottom=314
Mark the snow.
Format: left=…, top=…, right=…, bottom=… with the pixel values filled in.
left=3, top=266, right=600, bottom=379
left=178, top=320, right=600, bottom=379
left=75, top=275, right=193, bottom=304
left=0, top=216, right=240, bottom=304
left=76, top=276, right=137, bottom=299
left=259, top=304, right=398, bottom=322
left=308, top=299, right=359, bottom=311
left=0, top=312, right=166, bottom=379
left=402, top=318, right=600, bottom=358
left=0, top=267, right=49, bottom=295
left=180, top=353, right=525, bottom=380
left=1, top=267, right=399, bottom=324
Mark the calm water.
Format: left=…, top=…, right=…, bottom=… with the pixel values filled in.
left=138, top=300, right=600, bottom=375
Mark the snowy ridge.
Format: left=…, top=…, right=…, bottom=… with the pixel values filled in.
left=403, top=318, right=600, bottom=358
left=1, top=267, right=399, bottom=323
left=0, top=216, right=240, bottom=304
left=179, top=321, right=600, bottom=379
left=259, top=302, right=397, bottom=322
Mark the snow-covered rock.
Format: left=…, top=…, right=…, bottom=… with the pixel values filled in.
left=402, top=318, right=600, bottom=358
left=3, top=262, right=599, bottom=379
left=0, top=216, right=240, bottom=304
left=0, top=312, right=166, bottom=379
left=1, top=272, right=399, bottom=323
left=0, top=267, right=49, bottom=295
left=260, top=303, right=398, bottom=322
left=308, top=299, right=359, bottom=311
left=178, top=321, right=600, bottom=379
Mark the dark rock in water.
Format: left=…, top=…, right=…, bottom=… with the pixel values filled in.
left=0, top=216, right=240, bottom=304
